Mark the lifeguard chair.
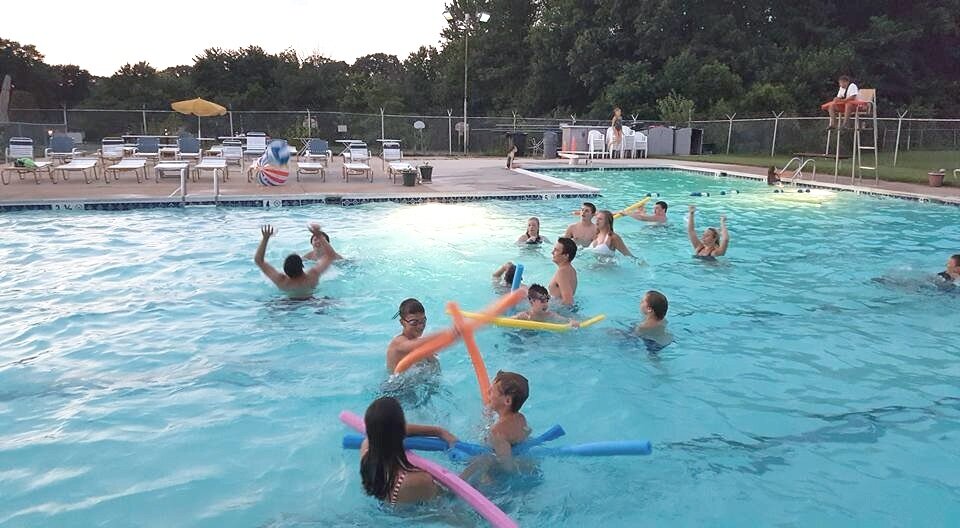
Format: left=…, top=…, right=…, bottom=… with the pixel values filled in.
left=825, top=88, right=879, bottom=184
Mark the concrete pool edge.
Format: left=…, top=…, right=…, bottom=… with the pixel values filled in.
left=522, top=163, right=960, bottom=206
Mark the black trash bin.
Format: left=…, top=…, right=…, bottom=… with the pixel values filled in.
left=507, top=132, right=528, bottom=157
left=543, top=131, right=558, bottom=159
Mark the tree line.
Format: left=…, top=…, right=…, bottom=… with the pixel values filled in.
left=2, top=0, right=959, bottom=120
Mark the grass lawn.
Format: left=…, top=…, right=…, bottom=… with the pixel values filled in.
left=661, top=150, right=960, bottom=187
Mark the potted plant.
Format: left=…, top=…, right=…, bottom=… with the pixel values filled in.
left=928, top=168, right=946, bottom=187
left=419, top=161, right=433, bottom=183
left=401, top=167, right=418, bottom=187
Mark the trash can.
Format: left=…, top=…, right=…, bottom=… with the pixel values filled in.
left=402, top=170, right=417, bottom=187
left=507, top=132, right=527, bottom=157
left=543, top=131, right=558, bottom=159
left=419, top=165, right=433, bottom=183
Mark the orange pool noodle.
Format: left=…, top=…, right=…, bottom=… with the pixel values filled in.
left=448, top=301, right=490, bottom=406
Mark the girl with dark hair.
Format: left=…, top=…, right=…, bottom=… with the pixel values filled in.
left=360, top=397, right=456, bottom=504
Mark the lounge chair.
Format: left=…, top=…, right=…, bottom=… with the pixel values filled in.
left=387, top=161, right=416, bottom=183
left=588, top=130, right=606, bottom=159
left=177, top=136, right=201, bottom=161
left=105, top=158, right=147, bottom=183
left=99, top=137, right=126, bottom=165
left=55, top=158, right=100, bottom=184
left=244, top=132, right=267, bottom=159
left=193, top=158, right=227, bottom=183
left=635, top=132, right=648, bottom=158
left=381, top=140, right=403, bottom=172
left=342, top=142, right=373, bottom=182
left=221, top=139, right=243, bottom=173
left=300, top=138, right=332, bottom=166
left=133, top=137, right=160, bottom=163
left=45, top=134, right=84, bottom=164
left=5, top=136, right=35, bottom=163
left=297, top=161, right=326, bottom=182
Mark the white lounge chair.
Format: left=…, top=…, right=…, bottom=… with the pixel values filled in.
left=244, top=132, right=267, bottom=158
left=5, top=137, right=34, bottom=162
left=297, top=161, right=326, bottom=182
left=588, top=130, right=606, bottom=159
left=55, top=158, right=99, bottom=184
left=193, top=158, right=227, bottom=183
left=99, top=137, right=126, bottom=165
left=45, top=134, right=84, bottom=164
left=105, top=158, right=147, bottom=184
left=342, top=142, right=372, bottom=182
left=221, top=139, right=244, bottom=173
left=300, top=138, right=332, bottom=166
left=381, top=140, right=402, bottom=172
left=387, top=161, right=416, bottom=183
left=635, top=132, right=648, bottom=158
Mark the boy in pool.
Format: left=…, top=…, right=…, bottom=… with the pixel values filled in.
left=513, top=284, right=579, bottom=326
left=491, top=261, right=518, bottom=292
left=303, top=223, right=344, bottom=261
left=767, top=166, right=782, bottom=186
left=386, top=298, right=453, bottom=373
left=621, top=200, right=669, bottom=223
left=937, top=254, right=960, bottom=289
left=463, top=371, right=532, bottom=479
left=636, top=290, right=668, bottom=332
left=254, top=224, right=336, bottom=300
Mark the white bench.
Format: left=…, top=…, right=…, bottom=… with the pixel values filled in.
left=55, top=158, right=100, bottom=184
left=558, top=152, right=591, bottom=165
left=106, top=159, right=147, bottom=183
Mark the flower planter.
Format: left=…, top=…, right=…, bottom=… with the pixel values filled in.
left=402, top=171, right=417, bottom=187
left=928, top=172, right=945, bottom=187
left=419, top=165, right=433, bottom=183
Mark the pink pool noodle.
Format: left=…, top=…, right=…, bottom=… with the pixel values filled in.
left=339, top=411, right=518, bottom=528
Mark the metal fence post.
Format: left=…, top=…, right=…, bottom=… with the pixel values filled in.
left=892, top=110, right=908, bottom=166
left=725, top=113, right=736, bottom=155
left=229, top=110, right=234, bottom=136
left=141, top=104, right=147, bottom=134
left=62, top=105, right=68, bottom=132
left=770, top=111, right=783, bottom=157
left=447, top=109, right=453, bottom=154
left=306, top=109, right=312, bottom=137
left=380, top=107, right=385, bottom=140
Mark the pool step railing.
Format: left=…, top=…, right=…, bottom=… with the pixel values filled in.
left=778, top=157, right=817, bottom=184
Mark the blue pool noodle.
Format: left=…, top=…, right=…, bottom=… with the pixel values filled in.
left=511, top=263, right=524, bottom=291
left=527, top=440, right=652, bottom=457
left=342, top=424, right=565, bottom=455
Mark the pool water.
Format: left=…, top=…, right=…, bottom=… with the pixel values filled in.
left=1, top=168, right=959, bottom=527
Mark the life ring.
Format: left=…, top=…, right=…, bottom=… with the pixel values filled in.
left=458, top=311, right=606, bottom=332
left=393, top=289, right=525, bottom=375
left=339, top=411, right=518, bottom=528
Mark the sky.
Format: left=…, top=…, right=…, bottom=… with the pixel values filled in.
left=4, top=0, right=451, bottom=76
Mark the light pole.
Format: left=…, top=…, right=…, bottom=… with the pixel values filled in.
left=444, top=9, right=489, bottom=155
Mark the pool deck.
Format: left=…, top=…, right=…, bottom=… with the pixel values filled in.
left=2, top=155, right=958, bottom=207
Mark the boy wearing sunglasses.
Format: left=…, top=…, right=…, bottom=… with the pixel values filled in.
left=386, top=298, right=455, bottom=372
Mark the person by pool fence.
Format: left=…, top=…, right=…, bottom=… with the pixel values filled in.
left=3, top=107, right=959, bottom=169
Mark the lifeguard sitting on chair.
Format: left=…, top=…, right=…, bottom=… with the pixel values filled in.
left=821, top=75, right=867, bottom=130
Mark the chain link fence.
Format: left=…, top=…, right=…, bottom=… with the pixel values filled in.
left=3, top=108, right=958, bottom=166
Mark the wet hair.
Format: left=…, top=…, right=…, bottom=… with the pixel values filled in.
left=705, top=227, right=720, bottom=244
left=557, top=237, right=578, bottom=262
left=767, top=166, right=777, bottom=176
left=503, top=263, right=517, bottom=285
left=598, top=210, right=615, bottom=232
left=494, top=371, right=529, bottom=413
left=950, top=254, right=960, bottom=266
left=527, top=283, right=549, bottom=299
left=394, top=298, right=425, bottom=319
left=655, top=201, right=668, bottom=212
left=311, top=231, right=331, bottom=244
left=283, top=254, right=305, bottom=277
left=582, top=202, right=597, bottom=214
left=361, top=397, right=413, bottom=500
left=839, top=75, right=851, bottom=83
left=645, top=290, right=668, bottom=320
left=526, top=217, right=540, bottom=237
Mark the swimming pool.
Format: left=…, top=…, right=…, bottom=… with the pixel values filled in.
left=1, top=167, right=958, bottom=527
